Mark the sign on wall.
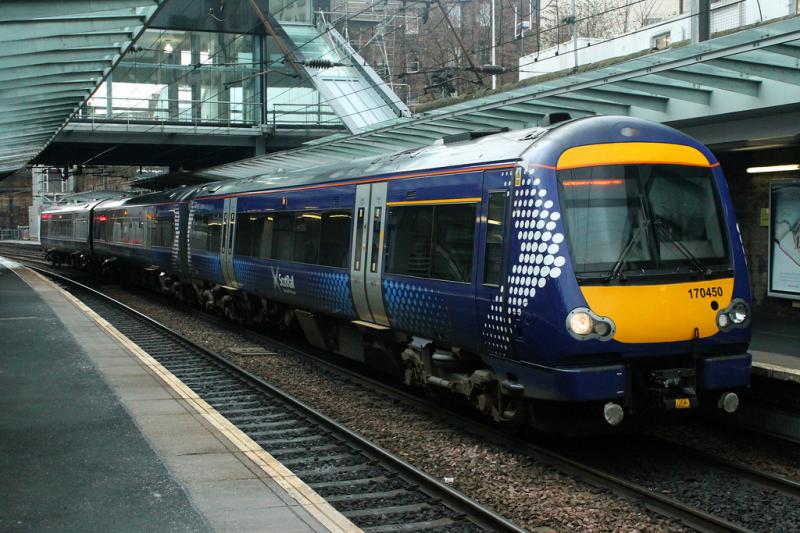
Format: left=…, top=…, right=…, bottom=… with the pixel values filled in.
left=768, top=180, right=800, bottom=300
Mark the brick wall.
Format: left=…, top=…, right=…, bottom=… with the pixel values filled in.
left=0, top=169, right=32, bottom=230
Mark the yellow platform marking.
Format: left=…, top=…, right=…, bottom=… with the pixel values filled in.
left=581, top=278, right=734, bottom=343
left=557, top=142, right=713, bottom=170
left=17, top=266, right=361, bottom=533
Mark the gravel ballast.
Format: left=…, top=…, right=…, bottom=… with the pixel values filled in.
left=98, top=286, right=689, bottom=532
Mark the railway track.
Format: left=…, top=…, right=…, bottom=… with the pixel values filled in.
left=31, top=266, right=524, bottom=533
left=5, top=247, right=800, bottom=532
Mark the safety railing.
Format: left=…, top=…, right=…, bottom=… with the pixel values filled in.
left=76, top=96, right=263, bottom=127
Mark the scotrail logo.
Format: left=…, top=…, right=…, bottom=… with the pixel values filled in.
left=271, top=266, right=295, bottom=294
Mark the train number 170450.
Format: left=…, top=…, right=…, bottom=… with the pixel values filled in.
left=688, top=286, right=723, bottom=299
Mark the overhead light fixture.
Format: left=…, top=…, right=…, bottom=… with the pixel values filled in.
left=746, top=164, right=799, bottom=174
left=164, top=42, right=174, bottom=54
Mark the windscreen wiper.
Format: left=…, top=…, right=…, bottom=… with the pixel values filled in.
left=653, top=218, right=712, bottom=276
left=606, top=219, right=649, bottom=281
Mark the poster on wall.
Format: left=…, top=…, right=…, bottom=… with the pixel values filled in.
left=768, top=181, right=800, bottom=300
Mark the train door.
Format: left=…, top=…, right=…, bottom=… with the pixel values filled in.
left=220, top=197, right=239, bottom=288
left=349, top=183, right=390, bottom=326
left=476, top=169, right=511, bottom=357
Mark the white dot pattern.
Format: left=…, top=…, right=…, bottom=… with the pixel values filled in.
left=482, top=171, right=566, bottom=356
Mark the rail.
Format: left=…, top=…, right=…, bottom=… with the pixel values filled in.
left=32, top=265, right=524, bottom=533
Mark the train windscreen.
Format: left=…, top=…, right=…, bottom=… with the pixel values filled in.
left=557, top=164, right=731, bottom=280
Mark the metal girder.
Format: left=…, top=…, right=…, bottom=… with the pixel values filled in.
left=0, top=73, right=102, bottom=91
left=706, top=56, right=800, bottom=86
left=535, top=96, right=628, bottom=115
left=0, top=127, right=61, bottom=140
left=0, top=110, right=73, bottom=126
left=0, top=90, right=90, bottom=106
left=3, top=32, right=133, bottom=56
left=0, top=15, right=144, bottom=43
left=433, top=118, right=491, bottom=130
left=348, top=137, right=411, bottom=151
left=0, top=81, right=97, bottom=100
left=655, top=66, right=761, bottom=96
left=572, top=87, right=668, bottom=112
left=448, top=114, right=526, bottom=130
left=0, top=1, right=152, bottom=20
left=0, top=61, right=114, bottom=83
left=766, top=43, right=800, bottom=60
left=0, top=97, right=82, bottom=113
left=367, top=134, right=419, bottom=148
left=0, top=47, right=121, bottom=71
left=609, top=79, right=711, bottom=105
left=397, top=127, right=451, bottom=139
left=413, top=122, right=478, bottom=135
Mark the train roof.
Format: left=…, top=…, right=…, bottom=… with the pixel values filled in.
left=189, top=125, right=552, bottom=198
left=41, top=192, right=132, bottom=215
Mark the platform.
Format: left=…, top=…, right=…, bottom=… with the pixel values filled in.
left=0, top=258, right=353, bottom=533
left=750, top=315, right=800, bottom=384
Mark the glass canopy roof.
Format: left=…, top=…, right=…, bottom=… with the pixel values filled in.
left=198, top=16, right=800, bottom=181
left=0, top=0, right=163, bottom=177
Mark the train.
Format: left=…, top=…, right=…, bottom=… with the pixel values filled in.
left=40, top=115, right=752, bottom=431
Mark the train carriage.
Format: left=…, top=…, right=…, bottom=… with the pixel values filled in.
left=41, top=115, right=753, bottom=431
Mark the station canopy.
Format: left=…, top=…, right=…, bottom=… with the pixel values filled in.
left=198, top=16, right=800, bottom=181
left=0, top=0, right=163, bottom=178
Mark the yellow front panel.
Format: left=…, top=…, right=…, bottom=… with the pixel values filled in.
left=557, top=142, right=713, bottom=170
left=580, top=278, right=734, bottom=343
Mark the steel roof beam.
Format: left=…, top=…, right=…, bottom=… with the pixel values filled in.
left=447, top=114, right=528, bottom=130
left=705, top=57, right=800, bottom=86
left=0, top=98, right=83, bottom=114
left=0, top=81, right=97, bottom=100
left=0, top=15, right=143, bottom=43
left=534, top=96, right=629, bottom=116
left=0, top=61, right=113, bottom=83
left=0, top=90, right=90, bottom=105
left=0, top=108, right=75, bottom=125
left=765, top=43, right=800, bottom=60
left=0, top=73, right=102, bottom=91
left=0, top=1, right=153, bottom=21
left=1, top=32, right=133, bottom=56
left=0, top=128, right=61, bottom=142
left=572, top=87, right=668, bottom=112
left=0, top=47, right=122, bottom=71
left=406, top=124, right=465, bottom=135
left=609, top=79, right=711, bottom=105
left=654, top=66, right=761, bottom=96
left=348, top=138, right=411, bottom=151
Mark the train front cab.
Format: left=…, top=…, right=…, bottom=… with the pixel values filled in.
left=497, top=127, right=752, bottom=431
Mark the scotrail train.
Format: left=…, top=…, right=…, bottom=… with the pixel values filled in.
left=40, top=115, right=752, bottom=431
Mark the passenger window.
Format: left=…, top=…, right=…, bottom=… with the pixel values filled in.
left=386, top=203, right=477, bottom=283
left=319, top=211, right=351, bottom=268
left=151, top=215, right=174, bottom=248
left=483, top=192, right=506, bottom=285
left=293, top=212, right=321, bottom=264
left=190, top=211, right=222, bottom=253
left=235, top=212, right=272, bottom=258
left=271, top=212, right=295, bottom=261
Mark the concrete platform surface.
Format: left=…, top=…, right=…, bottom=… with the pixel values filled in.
left=0, top=259, right=353, bottom=533
left=750, top=315, right=800, bottom=383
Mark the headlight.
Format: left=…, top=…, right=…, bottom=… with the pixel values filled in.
left=569, top=312, right=593, bottom=335
left=717, top=298, right=750, bottom=330
left=729, top=301, right=749, bottom=324
left=566, top=308, right=615, bottom=340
